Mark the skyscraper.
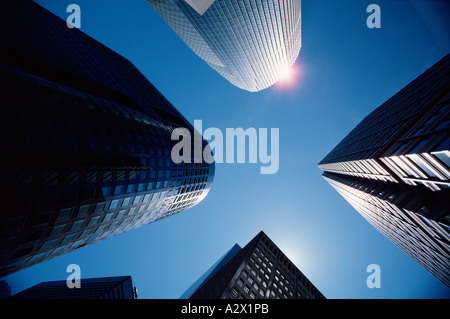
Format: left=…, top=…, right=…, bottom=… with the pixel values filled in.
left=182, top=231, right=325, bottom=299
left=10, top=276, right=136, bottom=299
left=318, top=55, right=450, bottom=287
left=0, top=1, right=214, bottom=277
left=146, top=0, right=302, bottom=92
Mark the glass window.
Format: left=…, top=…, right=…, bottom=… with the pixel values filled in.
left=94, top=202, right=106, bottom=213
left=103, top=212, right=114, bottom=222
left=390, top=157, right=416, bottom=177
left=49, top=224, right=66, bottom=237
left=127, top=184, right=137, bottom=194
left=122, top=197, right=133, bottom=206
left=109, top=199, right=120, bottom=209
left=116, top=209, right=127, bottom=219
left=133, top=195, right=143, bottom=205
left=114, top=185, right=124, bottom=195
left=39, top=239, right=57, bottom=251
left=70, top=220, right=84, bottom=231
left=61, top=233, right=77, bottom=244
left=102, top=186, right=113, bottom=196
left=80, top=229, right=93, bottom=238
left=88, top=216, right=100, bottom=226
left=434, top=151, right=450, bottom=167
left=408, top=154, right=439, bottom=178
left=77, top=204, right=90, bottom=216
left=57, top=208, right=72, bottom=221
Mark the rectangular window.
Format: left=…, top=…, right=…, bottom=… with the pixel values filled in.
left=49, top=224, right=66, bottom=237
left=39, top=239, right=57, bottom=252
left=57, top=208, right=71, bottom=221
left=122, top=197, right=133, bottom=206
left=77, top=204, right=90, bottom=216
left=61, top=233, right=77, bottom=244
left=127, top=184, right=137, bottom=194
left=109, top=199, right=120, bottom=209
left=88, top=216, right=100, bottom=226
left=103, top=212, right=114, bottom=222
left=94, top=202, right=106, bottom=213
left=70, top=220, right=84, bottom=231
left=114, top=185, right=124, bottom=195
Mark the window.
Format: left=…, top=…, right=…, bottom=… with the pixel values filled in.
left=116, top=210, right=127, bottom=219
left=78, top=205, right=90, bottom=216
left=88, top=216, right=100, bottom=226
left=138, top=183, right=146, bottom=192
left=109, top=199, right=120, bottom=209
left=57, top=208, right=71, bottom=221
left=103, top=212, right=114, bottom=222
left=114, top=185, right=124, bottom=195
left=390, top=156, right=416, bottom=177
left=61, top=233, right=77, bottom=244
left=408, top=154, right=440, bottom=178
left=133, top=195, right=143, bottom=205
left=70, top=220, right=84, bottom=231
left=49, top=224, right=66, bottom=237
left=122, top=197, right=133, bottom=206
left=434, top=151, right=450, bottom=167
left=127, top=184, right=137, bottom=194
left=94, top=202, right=106, bottom=213
left=39, top=239, right=57, bottom=251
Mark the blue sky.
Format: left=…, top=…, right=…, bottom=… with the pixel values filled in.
left=4, top=0, right=450, bottom=299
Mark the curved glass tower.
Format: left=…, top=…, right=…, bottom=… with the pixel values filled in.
left=147, top=0, right=302, bottom=92
left=0, top=0, right=214, bottom=277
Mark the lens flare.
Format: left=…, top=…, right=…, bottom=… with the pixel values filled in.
left=274, top=63, right=301, bottom=89
left=278, top=66, right=293, bottom=81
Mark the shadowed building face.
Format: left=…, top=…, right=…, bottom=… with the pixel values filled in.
left=318, top=55, right=450, bottom=287
left=0, top=0, right=214, bottom=277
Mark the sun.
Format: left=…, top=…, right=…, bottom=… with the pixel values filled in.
left=278, top=66, right=293, bottom=82
left=274, top=63, right=301, bottom=89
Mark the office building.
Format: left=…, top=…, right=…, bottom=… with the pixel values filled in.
left=10, top=276, right=136, bottom=299
left=182, top=231, right=325, bottom=299
left=318, top=55, right=450, bottom=287
left=0, top=1, right=214, bottom=277
left=146, top=0, right=302, bottom=92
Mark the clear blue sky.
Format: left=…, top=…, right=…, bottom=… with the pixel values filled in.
left=4, top=0, right=450, bottom=299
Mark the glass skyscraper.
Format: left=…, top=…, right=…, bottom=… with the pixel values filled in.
left=146, top=0, right=302, bottom=92
left=10, top=276, right=136, bottom=299
left=0, top=1, right=214, bottom=277
left=318, top=55, right=450, bottom=287
left=182, top=231, right=325, bottom=299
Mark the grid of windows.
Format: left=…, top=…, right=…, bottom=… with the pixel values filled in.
left=227, top=233, right=324, bottom=299
left=10, top=276, right=135, bottom=299
left=318, top=55, right=450, bottom=287
left=147, top=0, right=302, bottom=92
left=323, top=173, right=450, bottom=287
left=0, top=1, right=215, bottom=277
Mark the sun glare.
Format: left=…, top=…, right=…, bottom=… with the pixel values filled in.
left=275, top=63, right=301, bottom=89
left=278, top=66, right=293, bottom=81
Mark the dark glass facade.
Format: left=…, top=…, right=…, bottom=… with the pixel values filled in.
left=147, top=0, right=302, bottom=92
left=182, top=231, right=325, bottom=299
left=0, top=1, right=214, bottom=277
left=318, top=55, right=450, bottom=287
left=10, top=276, right=136, bottom=299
